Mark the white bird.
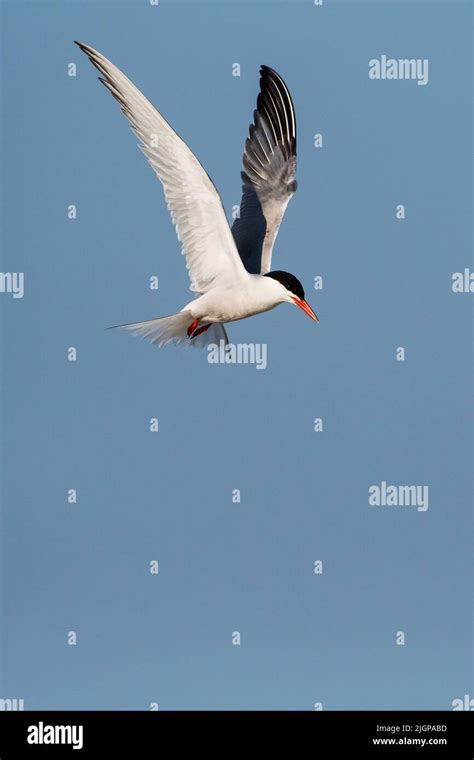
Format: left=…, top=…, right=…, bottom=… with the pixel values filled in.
left=75, top=42, right=319, bottom=348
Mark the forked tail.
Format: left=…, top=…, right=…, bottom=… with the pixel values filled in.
left=109, top=310, right=229, bottom=349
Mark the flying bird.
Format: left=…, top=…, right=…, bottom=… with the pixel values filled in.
left=75, top=42, right=318, bottom=347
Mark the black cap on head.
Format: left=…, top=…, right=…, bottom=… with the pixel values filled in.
left=264, top=271, right=305, bottom=300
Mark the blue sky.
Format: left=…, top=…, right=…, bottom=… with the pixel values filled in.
left=0, top=0, right=472, bottom=709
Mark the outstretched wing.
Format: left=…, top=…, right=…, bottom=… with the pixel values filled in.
left=231, top=65, right=297, bottom=275
left=75, top=42, right=248, bottom=294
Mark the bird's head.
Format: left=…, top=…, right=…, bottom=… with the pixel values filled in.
left=265, top=271, right=319, bottom=322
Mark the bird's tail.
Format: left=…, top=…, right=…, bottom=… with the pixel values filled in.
left=109, top=310, right=229, bottom=349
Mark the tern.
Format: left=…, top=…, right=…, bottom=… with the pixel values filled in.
left=75, top=42, right=319, bottom=347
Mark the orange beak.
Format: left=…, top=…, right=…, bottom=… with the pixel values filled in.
left=292, top=297, right=319, bottom=322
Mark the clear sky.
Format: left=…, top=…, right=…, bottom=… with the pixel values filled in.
left=1, top=0, right=472, bottom=710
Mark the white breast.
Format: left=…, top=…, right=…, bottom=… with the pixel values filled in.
left=184, top=275, right=284, bottom=324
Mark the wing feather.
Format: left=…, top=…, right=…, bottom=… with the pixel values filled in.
left=231, top=65, right=297, bottom=275
left=75, top=42, right=248, bottom=293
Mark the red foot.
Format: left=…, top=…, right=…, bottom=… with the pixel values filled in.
left=193, top=323, right=211, bottom=338
left=187, top=319, right=199, bottom=338
left=188, top=320, right=211, bottom=339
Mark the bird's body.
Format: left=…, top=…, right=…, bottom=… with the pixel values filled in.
left=75, top=42, right=319, bottom=347
left=185, top=275, right=284, bottom=324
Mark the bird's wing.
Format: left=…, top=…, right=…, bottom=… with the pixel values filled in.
left=231, top=65, right=297, bottom=275
left=75, top=42, right=248, bottom=294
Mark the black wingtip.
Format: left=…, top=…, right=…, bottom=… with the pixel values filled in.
left=260, top=64, right=280, bottom=81
left=256, top=63, right=296, bottom=147
left=259, top=65, right=288, bottom=94
left=74, top=40, right=93, bottom=56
